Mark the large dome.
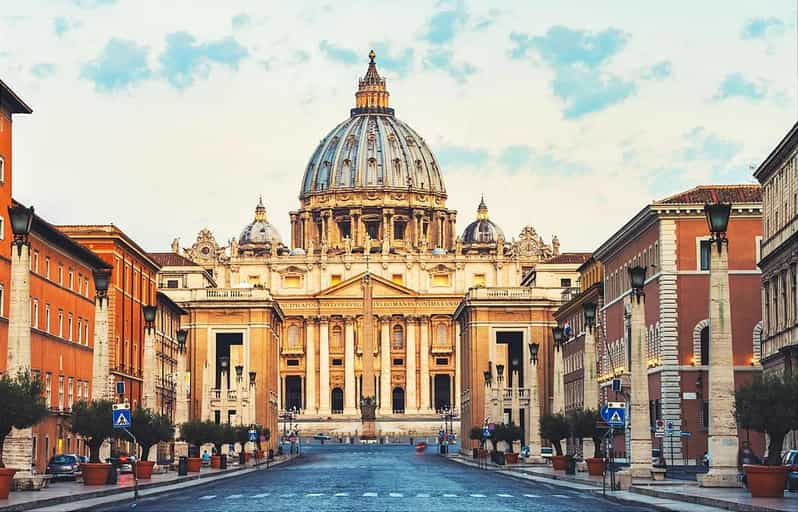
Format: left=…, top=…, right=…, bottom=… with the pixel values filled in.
left=239, top=198, right=282, bottom=248
left=300, top=51, right=446, bottom=199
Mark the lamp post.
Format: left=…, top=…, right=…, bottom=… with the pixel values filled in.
left=495, top=364, right=505, bottom=425
left=582, top=302, right=599, bottom=459
left=173, top=329, right=189, bottom=457
left=626, top=265, right=652, bottom=479
left=5, top=204, right=34, bottom=475
left=527, top=342, right=543, bottom=462
left=697, top=202, right=739, bottom=487
left=510, top=357, right=521, bottom=452
left=552, top=326, right=565, bottom=414
left=141, top=304, right=158, bottom=412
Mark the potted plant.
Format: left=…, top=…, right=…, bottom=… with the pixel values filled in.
left=468, top=427, right=483, bottom=459
left=210, top=423, right=235, bottom=468
left=70, top=400, right=116, bottom=485
left=233, top=426, right=252, bottom=463
left=179, top=420, right=212, bottom=472
left=501, top=423, right=523, bottom=464
left=130, top=408, right=174, bottom=479
left=569, top=409, right=606, bottom=476
left=0, top=371, right=48, bottom=498
left=735, top=374, right=798, bottom=498
left=540, top=413, right=570, bottom=470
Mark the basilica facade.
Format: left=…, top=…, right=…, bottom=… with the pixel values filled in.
left=160, top=52, right=567, bottom=437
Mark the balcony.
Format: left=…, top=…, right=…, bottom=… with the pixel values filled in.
left=165, top=287, right=276, bottom=303
left=431, top=342, right=452, bottom=354
left=467, top=287, right=534, bottom=300
left=487, top=388, right=531, bottom=407
left=561, top=287, right=581, bottom=302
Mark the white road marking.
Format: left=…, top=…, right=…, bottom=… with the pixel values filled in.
left=306, top=493, right=324, bottom=497
left=334, top=492, right=349, bottom=497
left=442, top=493, right=458, bottom=497
left=552, top=494, right=571, bottom=498
left=280, top=493, right=296, bottom=497
left=497, top=493, right=513, bottom=497
left=416, top=493, right=430, bottom=497
left=389, top=492, right=403, bottom=497
left=199, top=495, right=216, bottom=500
left=363, top=492, right=378, bottom=497
left=252, top=493, right=270, bottom=498
left=524, top=494, right=541, bottom=498
left=469, top=494, right=486, bottom=497
left=226, top=494, right=243, bottom=499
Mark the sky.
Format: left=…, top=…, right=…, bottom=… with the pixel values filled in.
left=1, top=0, right=796, bottom=254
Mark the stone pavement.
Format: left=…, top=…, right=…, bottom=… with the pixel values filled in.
left=446, top=453, right=798, bottom=512
left=0, top=455, right=294, bottom=512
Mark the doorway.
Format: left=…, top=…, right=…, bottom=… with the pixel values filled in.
left=331, top=388, right=344, bottom=414
left=434, top=374, right=451, bottom=411
left=286, top=376, right=302, bottom=411
left=392, top=387, right=405, bottom=413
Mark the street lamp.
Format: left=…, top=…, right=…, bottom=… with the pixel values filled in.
left=8, top=204, right=34, bottom=256
left=552, top=326, right=564, bottom=350
left=625, top=263, right=652, bottom=479
left=628, top=266, right=646, bottom=300
left=249, top=371, right=257, bottom=387
left=483, top=369, right=492, bottom=386
left=176, top=329, right=188, bottom=352
left=528, top=342, right=539, bottom=364
left=92, top=268, right=111, bottom=305
left=496, top=364, right=504, bottom=385
left=142, top=305, right=157, bottom=333
left=583, top=302, right=597, bottom=331
left=704, top=202, right=731, bottom=251
left=235, top=365, right=244, bottom=381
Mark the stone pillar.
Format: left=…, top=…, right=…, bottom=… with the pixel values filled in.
left=318, top=317, right=331, bottom=416
left=698, top=240, right=740, bottom=487
left=628, top=294, right=652, bottom=479
left=5, top=242, right=32, bottom=476
left=527, top=360, right=543, bottom=462
left=583, top=326, right=598, bottom=459
left=405, top=317, right=417, bottom=413
left=511, top=370, right=520, bottom=428
left=142, top=328, right=157, bottom=410
left=379, top=317, right=391, bottom=415
left=419, top=316, right=431, bottom=413
left=91, top=296, right=110, bottom=400
left=454, top=320, right=461, bottom=411
left=305, top=319, right=317, bottom=414
left=344, top=317, right=357, bottom=415
left=174, top=347, right=189, bottom=458
left=301, top=213, right=310, bottom=250
left=552, top=343, right=564, bottom=414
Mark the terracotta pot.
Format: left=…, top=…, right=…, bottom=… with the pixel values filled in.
left=586, top=458, right=606, bottom=476
left=551, top=455, right=568, bottom=471
left=744, top=464, right=787, bottom=498
left=0, top=468, right=17, bottom=499
left=210, top=455, right=221, bottom=469
left=505, top=452, right=519, bottom=464
left=81, top=463, right=112, bottom=486
left=245, top=453, right=251, bottom=463
left=135, top=460, right=155, bottom=480
left=186, top=458, right=202, bottom=473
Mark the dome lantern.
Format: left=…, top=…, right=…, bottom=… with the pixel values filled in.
left=461, top=196, right=504, bottom=244
left=352, top=50, right=393, bottom=117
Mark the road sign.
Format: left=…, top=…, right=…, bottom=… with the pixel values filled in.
left=112, top=403, right=131, bottom=429
left=666, top=421, right=673, bottom=435
left=248, top=429, right=257, bottom=442
left=655, top=418, right=665, bottom=437
left=600, top=403, right=626, bottom=427
left=482, top=427, right=490, bottom=439
left=680, top=431, right=691, bottom=437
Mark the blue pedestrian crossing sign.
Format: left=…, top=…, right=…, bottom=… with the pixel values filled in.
left=112, top=403, right=131, bottom=429
left=600, top=402, right=626, bottom=427
left=249, top=429, right=257, bottom=442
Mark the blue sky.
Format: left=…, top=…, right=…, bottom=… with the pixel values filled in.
left=0, top=0, right=795, bottom=252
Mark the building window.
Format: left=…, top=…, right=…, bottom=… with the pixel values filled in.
left=84, top=322, right=89, bottom=345
left=473, top=274, right=486, bottom=287
left=45, top=257, right=50, bottom=279
left=700, top=326, right=709, bottom=365
left=699, top=239, right=711, bottom=271
left=0, top=217, right=4, bottom=241
left=166, top=279, right=179, bottom=289
left=58, top=375, right=64, bottom=410
left=391, top=274, right=404, bottom=285
left=432, top=274, right=450, bottom=287
left=560, top=278, right=572, bottom=287
left=0, top=285, right=3, bottom=317
left=435, top=358, right=449, bottom=365
left=77, top=318, right=82, bottom=343
left=287, top=325, right=301, bottom=350
left=284, top=275, right=301, bottom=288
left=393, top=358, right=404, bottom=365
left=58, top=310, right=64, bottom=337
left=331, top=325, right=342, bottom=350
left=33, top=299, right=39, bottom=327
left=394, top=220, right=406, bottom=240
left=45, top=304, right=51, bottom=333
left=84, top=277, right=89, bottom=297
left=68, top=270, right=74, bottom=290
left=338, top=221, right=351, bottom=240
left=330, top=275, right=342, bottom=286
left=58, top=265, right=63, bottom=286
left=67, top=377, right=74, bottom=409
left=286, top=359, right=299, bottom=366
left=366, top=222, right=379, bottom=240
left=392, top=324, right=404, bottom=350
left=33, top=251, right=39, bottom=273
left=0, top=155, right=4, bottom=183
left=435, top=324, right=448, bottom=346
left=68, top=314, right=73, bottom=341
left=332, top=358, right=343, bottom=366
left=45, top=373, right=52, bottom=407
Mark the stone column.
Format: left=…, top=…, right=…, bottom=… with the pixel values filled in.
left=698, top=240, right=740, bottom=487
left=527, top=360, right=543, bottom=462
left=142, top=328, right=157, bottom=410
left=405, top=317, right=418, bottom=413
left=419, top=316, right=431, bottom=413
left=628, top=293, right=652, bottom=479
left=379, top=317, right=391, bottom=415
left=583, top=326, right=599, bottom=459
left=552, top=343, right=564, bottom=414
left=174, top=346, right=189, bottom=458
left=344, top=317, right=357, bottom=415
left=511, top=370, right=520, bottom=427
left=454, top=320, right=461, bottom=410
left=301, top=213, right=310, bottom=250
left=318, top=317, right=331, bottom=416
left=305, top=319, right=317, bottom=414
left=5, top=241, right=33, bottom=476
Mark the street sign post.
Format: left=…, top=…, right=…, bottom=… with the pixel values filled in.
left=248, top=429, right=257, bottom=442
left=655, top=419, right=665, bottom=438
left=112, top=403, right=131, bottom=429
left=600, top=403, right=626, bottom=427
left=111, top=403, right=138, bottom=504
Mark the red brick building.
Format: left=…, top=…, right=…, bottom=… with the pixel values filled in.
left=593, top=185, right=763, bottom=463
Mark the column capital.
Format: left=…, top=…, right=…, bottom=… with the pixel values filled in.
left=379, top=315, right=391, bottom=324
left=383, top=208, right=395, bottom=215
left=344, top=315, right=355, bottom=325
left=349, top=208, right=362, bottom=216
left=308, top=316, right=320, bottom=325
left=300, top=211, right=312, bottom=220
left=319, top=315, right=329, bottom=324
left=417, top=315, right=430, bottom=324
left=405, top=315, right=418, bottom=324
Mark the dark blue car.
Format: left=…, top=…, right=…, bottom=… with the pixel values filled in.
left=784, top=450, right=798, bottom=492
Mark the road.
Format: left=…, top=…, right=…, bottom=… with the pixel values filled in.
left=97, top=444, right=653, bottom=512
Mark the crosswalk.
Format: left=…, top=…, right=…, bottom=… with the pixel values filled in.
left=196, top=491, right=574, bottom=500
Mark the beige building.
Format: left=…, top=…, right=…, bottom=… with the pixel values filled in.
left=159, top=53, right=564, bottom=438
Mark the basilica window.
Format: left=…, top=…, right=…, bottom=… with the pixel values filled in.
left=391, top=274, right=404, bottom=286
left=394, top=220, right=406, bottom=240
left=330, top=274, right=342, bottom=286
left=473, top=274, right=486, bottom=287
left=366, top=222, right=379, bottom=240
left=432, top=273, right=450, bottom=287
left=284, top=275, right=301, bottom=289
left=287, top=325, right=301, bottom=351
left=338, top=221, right=351, bottom=240
left=435, top=324, right=448, bottom=347
left=392, top=324, right=404, bottom=350
left=331, top=325, right=343, bottom=350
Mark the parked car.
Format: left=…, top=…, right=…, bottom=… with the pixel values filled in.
left=313, top=433, right=332, bottom=441
left=783, top=450, right=798, bottom=492
left=108, top=455, right=136, bottom=474
left=46, top=454, right=82, bottom=480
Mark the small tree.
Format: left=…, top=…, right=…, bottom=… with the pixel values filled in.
left=179, top=420, right=214, bottom=457
left=540, top=413, right=569, bottom=456
left=130, top=408, right=174, bottom=461
left=0, top=371, right=48, bottom=468
left=735, top=374, right=798, bottom=465
left=568, top=409, right=605, bottom=459
left=70, top=400, right=115, bottom=463
left=496, top=423, right=522, bottom=453
left=211, top=423, right=235, bottom=454
left=234, top=425, right=251, bottom=449
left=469, top=426, right=483, bottom=447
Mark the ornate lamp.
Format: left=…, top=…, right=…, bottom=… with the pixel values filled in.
left=219, top=356, right=230, bottom=372
left=483, top=369, right=492, bottom=386
left=176, top=329, right=188, bottom=352
left=249, top=371, right=257, bottom=386
left=628, top=265, right=646, bottom=299
left=552, top=326, right=564, bottom=350
left=704, top=202, right=732, bottom=251
left=142, top=305, right=157, bottom=332
left=583, top=302, right=597, bottom=330
left=8, top=204, right=34, bottom=255
left=235, top=365, right=244, bottom=380
left=496, top=364, right=504, bottom=385
left=92, top=268, right=111, bottom=304
left=528, top=342, right=539, bottom=364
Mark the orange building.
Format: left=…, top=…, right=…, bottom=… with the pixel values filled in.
left=58, top=226, right=160, bottom=409
left=0, top=80, right=33, bottom=372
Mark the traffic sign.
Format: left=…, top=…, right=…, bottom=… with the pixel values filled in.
left=666, top=421, right=674, bottom=435
left=680, top=431, right=692, bottom=437
left=482, top=427, right=490, bottom=439
left=112, top=403, right=131, bottom=429
left=248, top=429, right=257, bottom=442
left=600, top=403, right=626, bottom=427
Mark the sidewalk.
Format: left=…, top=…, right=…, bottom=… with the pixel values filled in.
left=0, top=455, right=296, bottom=512
left=446, top=454, right=798, bottom=512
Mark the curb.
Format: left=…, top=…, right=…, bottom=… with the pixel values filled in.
left=630, top=485, right=792, bottom=512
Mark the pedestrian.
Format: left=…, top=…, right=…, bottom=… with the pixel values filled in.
left=201, top=450, right=210, bottom=465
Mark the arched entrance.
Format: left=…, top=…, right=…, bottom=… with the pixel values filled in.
left=286, top=375, right=302, bottom=410
left=700, top=326, right=709, bottom=365
left=434, top=374, right=451, bottom=411
left=331, top=388, right=344, bottom=414
left=392, top=387, right=405, bottom=413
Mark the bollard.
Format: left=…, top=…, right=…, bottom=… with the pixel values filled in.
left=220, top=454, right=227, bottom=470
left=177, top=456, right=188, bottom=476
left=565, top=456, right=576, bottom=475
left=239, top=452, right=245, bottom=466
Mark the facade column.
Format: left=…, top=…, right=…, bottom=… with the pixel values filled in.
left=527, top=358, right=543, bottom=462
left=344, top=316, right=357, bottom=414
left=91, top=288, right=111, bottom=401
left=379, top=317, right=391, bottom=415
left=454, top=320, right=461, bottom=410
left=405, top=316, right=418, bottom=413
left=419, top=316, right=431, bottom=413
left=174, top=344, right=189, bottom=458
left=142, top=327, right=157, bottom=410
left=698, top=239, right=740, bottom=487
left=552, top=343, right=564, bottom=414
left=318, top=317, right=331, bottom=416
left=5, top=240, right=33, bottom=476
left=628, top=293, right=652, bottom=479
left=305, top=318, right=317, bottom=414
left=582, top=324, right=599, bottom=459
left=301, top=213, right=310, bottom=250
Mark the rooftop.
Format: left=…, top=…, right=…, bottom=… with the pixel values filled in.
left=0, top=78, right=33, bottom=114
left=656, top=184, right=761, bottom=205
left=544, top=252, right=592, bottom=265
left=150, top=252, right=200, bottom=267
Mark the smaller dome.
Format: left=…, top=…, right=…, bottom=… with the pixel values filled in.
left=239, top=197, right=282, bottom=247
left=431, top=247, right=447, bottom=255
left=289, top=248, right=306, bottom=256
left=461, top=196, right=504, bottom=243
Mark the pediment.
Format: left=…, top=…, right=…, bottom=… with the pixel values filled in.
left=317, top=272, right=418, bottom=298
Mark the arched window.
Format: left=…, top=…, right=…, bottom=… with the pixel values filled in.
left=331, top=388, right=344, bottom=414
left=392, top=324, right=404, bottom=350
left=436, top=324, right=448, bottom=347
left=392, top=387, right=405, bottom=414
left=700, top=326, right=709, bottom=366
left=331, top=325, right=342, bottom=350
left=287, top=325, right=300, bottom=350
